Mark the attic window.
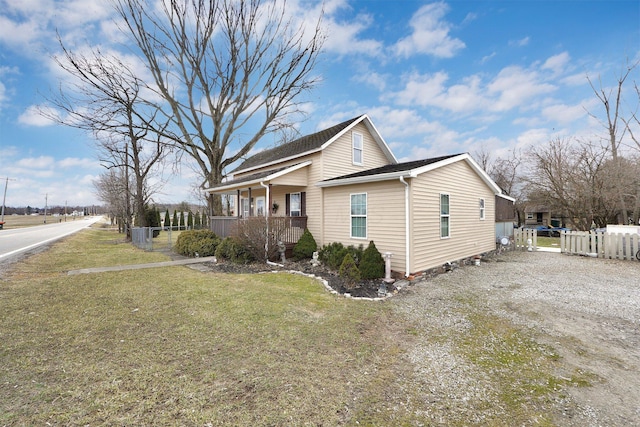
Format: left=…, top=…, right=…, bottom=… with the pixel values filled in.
left=352, top=132, right=363, bottom=165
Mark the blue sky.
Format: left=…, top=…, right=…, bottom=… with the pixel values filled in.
left=1, top=0, right=639, bottom=208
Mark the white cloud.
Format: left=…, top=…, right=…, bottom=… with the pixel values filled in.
left=58, top=157, right=99, bottom=169
left=352, top=70, right=387, bottom=92
left=18, top=105, right=57, bottom=127
left=16, top=155, right=55, bottom=169
left=509, top=36, right=530, bottom=47
left=393, top=2, right=465, bottom=58
left=388, top=71, right=486, bottom=113
left=323, top=13, right=383, bottom=57
left=487, top=66, right=556, bottom=112
left=541, top=102, right=588, bottom=124
left=542, top=51, right=571, bottom=75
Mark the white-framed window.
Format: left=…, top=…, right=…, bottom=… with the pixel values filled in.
left=350, top=193, right=367, bottom=238
left=479, top=198, right=485, bottom=220
left=440, top=193, right=450, bottom=238
left=289, top=192, right=301, bottom=217
left=241, top=198, right=250, bottom=218
left=256, top=197, right=265, bottom=216
left=526, top=213, right=534, bottom=220
left=352, top=132, right=363, bottom=165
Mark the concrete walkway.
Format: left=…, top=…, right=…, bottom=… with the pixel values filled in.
left=67, top=256, right=216, bottom=275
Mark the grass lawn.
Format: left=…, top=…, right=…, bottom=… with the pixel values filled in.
left=536, top=236, right=561, bottom=249
left=0, top=228, right=406, bottom=425
left=0, top=227, right=573, bottom=425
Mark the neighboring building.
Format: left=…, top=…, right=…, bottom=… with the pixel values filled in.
left=495, top=193, right=516, bottom=243
left=205, top=114, right=508, bottom=276
left=524, top=205, right=566, bottom=228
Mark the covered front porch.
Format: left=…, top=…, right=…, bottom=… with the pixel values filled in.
left=205, top=161, right=310, bottom=244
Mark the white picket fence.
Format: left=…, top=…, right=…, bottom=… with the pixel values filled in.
left=514, top=228, right=537, bottom=251
left=561, top=230, right=640, bottom=261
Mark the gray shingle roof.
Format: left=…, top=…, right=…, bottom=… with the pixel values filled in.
left=233, top=115, right=363, bottom=173
left=322, top=154, right=463, bottom=182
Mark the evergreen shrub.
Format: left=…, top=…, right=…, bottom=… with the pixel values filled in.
left=359, top=241, right=385, bottom=279
left=292, top=229, right=317, bottom=260
left=338, top=253, right=361, bottom=289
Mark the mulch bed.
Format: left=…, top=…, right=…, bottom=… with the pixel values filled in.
left=204, top=259, right=397, bottom=298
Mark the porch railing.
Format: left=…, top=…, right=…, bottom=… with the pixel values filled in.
left=210, top=216, right=308, bottom=243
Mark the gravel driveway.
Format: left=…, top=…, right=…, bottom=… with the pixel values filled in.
left=392, top=250, right=640, bottom=426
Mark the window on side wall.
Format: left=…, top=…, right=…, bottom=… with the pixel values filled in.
left=350, top=193, right=367, bottom=238
left=440, top=193, right=450, bottom=238
left=352, top=132, right=363, bottom=165
left=479, top=198, right=485, bottom=220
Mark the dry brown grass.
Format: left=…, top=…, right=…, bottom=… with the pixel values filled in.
left=0, top=227, right=575, bottom=425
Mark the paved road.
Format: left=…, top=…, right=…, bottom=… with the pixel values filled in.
left=0, top=216, right=103, bottom=264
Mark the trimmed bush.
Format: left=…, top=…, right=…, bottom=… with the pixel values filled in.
left=338, top=253, right=361, bottom=289
left=319, top=242, right=364, bottom=270
left=215, top=236, right=254, bottom=264
left=175, top=229, right=221, bottom=257
left=359, top=241, right=385, bottom=279
left=292, top=228, right=317, bottom=260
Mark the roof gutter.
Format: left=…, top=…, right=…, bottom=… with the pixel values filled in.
left=317, top=170, right=408, bottom=188
left=399, top=176, right=410, bottom=277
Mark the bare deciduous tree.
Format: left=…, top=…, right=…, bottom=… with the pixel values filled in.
left=586, top=59, right=640, bottom=224
left=525, top=137, right=636, bottom=229
left=112, top=0, right=325, bottom=215
left=44, top=42, right=172, bottom=234
left=93, top=168, right=131, bottom=233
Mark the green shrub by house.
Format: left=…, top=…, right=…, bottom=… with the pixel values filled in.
left=338, top=253, right=361, bottom=289
left=292, top=229, right=317, bottom=260
left=359, top=240, right=385, bottom=279
left=175, top=229, right=221, bottom=257
left=215, top=237, right=254, bottom=264
left=319, top=242, right=364, bottom=270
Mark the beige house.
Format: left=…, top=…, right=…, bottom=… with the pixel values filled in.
left=205, top=114, right=504, bottom=276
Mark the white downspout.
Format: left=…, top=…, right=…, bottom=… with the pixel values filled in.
left=260, top=181, right=270, bottom=260
left=399, top=176, right=410, bottom=277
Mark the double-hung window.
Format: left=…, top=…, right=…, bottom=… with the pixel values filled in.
left=352, top=132, right=363, bottom=165
left=479, top=198, right=485, bottom=220
left=350, top=193, right=367, bottom=238
left=289, top=192, right=301, bottom=216
left=440, top=193, right=450, bottom=238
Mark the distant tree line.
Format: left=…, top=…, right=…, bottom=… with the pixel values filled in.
left=475, top=60, right=640, bottom=230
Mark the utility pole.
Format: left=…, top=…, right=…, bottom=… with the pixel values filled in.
left=1, top=177, right=16, bottom=224
left=44, top=193, right=48, bottom=223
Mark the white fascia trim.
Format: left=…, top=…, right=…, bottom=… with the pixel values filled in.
left=496, top=193, right=516, bottom=202
left=204, top=161, right=311, bottom=193
left=410, top=153, right=502, bottom=194
left=320, top=114, right=397, bottom=164
left=317, top=171, right=410, bottom=188
left=233, top=150, right=319, bottom=175
left=361, top=115, right=398, bottom=164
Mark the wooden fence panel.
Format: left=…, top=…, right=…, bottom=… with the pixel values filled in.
left=514, top=228, right=537, bottom=251
left=561, top=231, right=639, bottom=261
